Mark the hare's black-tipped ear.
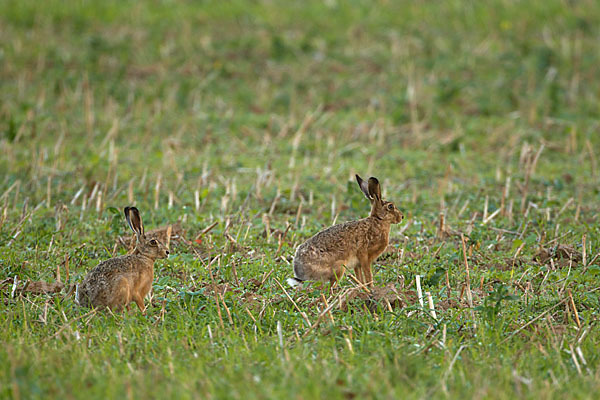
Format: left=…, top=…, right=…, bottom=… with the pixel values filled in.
left=124, top=207, right=134, bottom=231
left=356, top=174, right=373, bottom=201
left=124, top=206, right=144, bottom=239
left=367, top=177, right=381, bottom=202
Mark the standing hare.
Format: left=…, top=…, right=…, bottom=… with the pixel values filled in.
left=76, top=207, right=170, bottom=313
left=288, top=175, right=402, bottom=288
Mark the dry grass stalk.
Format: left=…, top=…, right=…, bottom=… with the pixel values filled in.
left=569, top=343, right=583, bottom=375
left=501, top=176, right=511, bottom=216
left=83, top=74, right=94, bottom=136
left=583, top=253, right=600, bottom=275
left=501, top=298, right=568, bottom=344
left=512, top=241, right=526, bottom=270
left=520, top=143, right=545, bottom=213
left=301, top=289, right=349, bottom=339
left=260, top=269, right=274, bottom=286
left=95, top=190, right=103, bottom=212
left=127, top=180, right=134, bottom=204
left=483, top=207, right=502, bottom=225
left=274, top=222, right=291, bottom=258
left=46, top=176, right=52, bottom=209
left=207, top=325, right=213, bottom=346
left=268, top=189, right=280, bottom=215
left=194, top=190, right=200, bottom=211
left=154, top=174, right=161, bottom=210
left=219, top=292, right=234, bottom=325
left=231, top=259, right=239, bottom=286
left=0, top=206, right=7, bottom=231
left=277, top=320, right=284, bottom=350
left=42, top=309, right=97, bottom=343
left=245, top=307, right=258, bottom=325
left=407, top=68, right=421, bottom=142
left=445, top=269, right=451, bottom=299
left=426, top=291, right=437, bottom=320
left=582, top=234, right=587, bottom=266
left=585, top=139, right=597, bottom=177
left=557, top=197, right=574, bottom=218
left=458, top=199, right=470, bottom=218
left=483, top=195, right=488, bottom=221
left=205, top=255, right=225, bottom=330
left=0, top=180, right=21, bottom=203
left=294, top=201, right=303, bottom=229
left=165, top=225, right=173, bottom=249
left=575, top=346, right=591, bottom=375
left=567, top=289, right=581, bottom=329
left=273, top=278, right=311, bottom=326
left=441, top=345, right=467, bottom=392
left=224, top=232, right=238, bottom=246
left=415, top=275, right=424, bottom=308
left=460, top=234, right=474, bottom=309
left=262, top=214, right=271, bottom=243
left=321, top=294, right=334, bottom=323
left=330, top=195, right=337, bottom=225
left=437, top=212, right=445, bottom=239
left=346, top=271, right=371, bottom=294
left=194, top=221, right=218, bottom=241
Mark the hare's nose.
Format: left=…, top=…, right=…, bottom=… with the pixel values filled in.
left=165, top=250, right=170, bottom=255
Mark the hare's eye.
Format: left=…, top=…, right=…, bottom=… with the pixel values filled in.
left=387, top=204, right=394, bottom=211
left=149, top=239, right=158, bottom=246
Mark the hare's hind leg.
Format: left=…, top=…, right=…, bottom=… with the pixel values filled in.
left=331, top=262, right=345, bottom=284
left=353, top=265, right=364, bottom=285
left=326, top=263, right=345, bottom=294
left=359, top=255, right=373, bottom=287
left=132, top=291, right=146, bottom=314
left=364, top=265, right=373, bottom=287
left=110, top=277, right=132, bottom=312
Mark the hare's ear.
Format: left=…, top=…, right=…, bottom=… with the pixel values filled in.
left=367, top=177, right=382, bottom=203
left=124, top=206, right=145, bottom=240
left=356, top=175, right=373, bottom=201
left=124, top=207, right=134, bottom=231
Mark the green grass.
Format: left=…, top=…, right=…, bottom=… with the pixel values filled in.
left=1, top=0, right=600, bottom=398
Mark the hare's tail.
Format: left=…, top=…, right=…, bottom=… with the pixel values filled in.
left=286, top=277, right=304, bottom=288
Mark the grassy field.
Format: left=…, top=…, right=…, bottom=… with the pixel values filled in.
left=1, top=0, right=600, bottom=398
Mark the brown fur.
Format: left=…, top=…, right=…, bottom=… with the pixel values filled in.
left=77, top=207, right=169, bottom=313
left=291, top=175, right=402, bottom=287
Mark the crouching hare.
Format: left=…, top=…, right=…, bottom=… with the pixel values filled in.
left=288, top=175, right=402, bottom=288
left=76, top=206, right=170, bottom=313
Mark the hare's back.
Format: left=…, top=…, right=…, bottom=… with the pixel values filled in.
left=306, top=219, right=369, bottom=248
left=82, top=255, right=140, bottom=289
left=89, top=255, right=138, bottom=276
left=79, top=256, right=139, bottom=306
left=296, top=220, right=370, bottom=264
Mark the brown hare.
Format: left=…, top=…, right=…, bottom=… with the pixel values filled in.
left=76, top=207, right=169, bottom=313
left=288, top=175, right=402, bottom=288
